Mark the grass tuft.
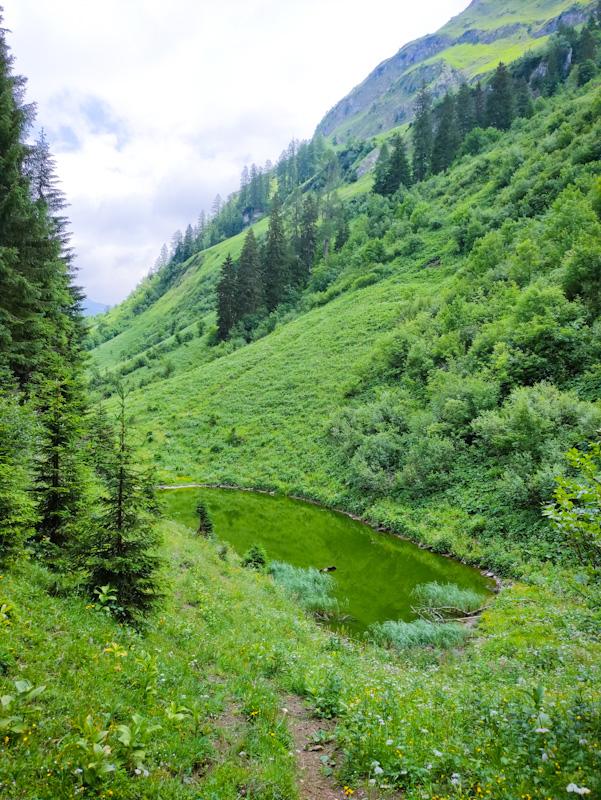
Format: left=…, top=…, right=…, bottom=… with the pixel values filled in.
left=367, top=618, right=471, bottom=650
left=269, top=561, right=338, bottom=615
left=411, top=581, right=487, bottom=620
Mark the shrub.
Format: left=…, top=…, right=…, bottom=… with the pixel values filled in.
left=398, top=434, right=457, bottom=496
left=544, top=438, right=601, bottom=569
left=472, top=383, right=601, bottom=460
left=562, top=239, right=601, bottom=315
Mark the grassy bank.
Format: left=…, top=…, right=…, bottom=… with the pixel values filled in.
left=2, top=519, right=600, bottom=799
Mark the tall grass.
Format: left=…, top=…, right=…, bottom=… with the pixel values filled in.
left=368, top=619, right=470, bottom=650
left=269, top=561, right=338, bottom=615
left=412, top=581, right=486, bottom=620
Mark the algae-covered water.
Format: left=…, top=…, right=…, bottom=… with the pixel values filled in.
left=164, top=488, right=493, bottom=634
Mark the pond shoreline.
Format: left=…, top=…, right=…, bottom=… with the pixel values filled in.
left=158, top=482, right=503, bottom=592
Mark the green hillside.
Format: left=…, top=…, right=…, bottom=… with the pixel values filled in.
left=316, top=0, right=593, bottom=141
left=91, top=75, right=601, bottom=570
left=3, top=3, right=601, bottom=799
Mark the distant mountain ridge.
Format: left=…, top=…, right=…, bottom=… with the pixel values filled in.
left=82, top=298, right=110, bottom=317
left=316, top=0, right=593, bottom=142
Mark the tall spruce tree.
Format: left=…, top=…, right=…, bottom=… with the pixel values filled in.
left=86, top=386, right=162, bottom=623
left=263, top=196, right=289, bottom=311
left=384, top=135, right=412, bottom=194
left=236, top=228, right=263, bottom=317
left=216, top=255, right=237, bottom=340
left=0, top=376, right=35, bottom=563
left=33, top=356, right=90, bottom=556
left=514, top=78, right=534, bottom=119
left=575, top=26, right=597, bottom=62
left=295, top=194, right=319, bottom=284
left=486, top=63, right=514, bottom=130
left=88, top=403, right=117, bottom=485
left=0, top=11, right=89, bottom=573
left=456, top=83, right=476, bottom=138
left=0, top=18, right=68, bottom=387
left=432, top=93, right=460, bottom=174
left=473, top=81, right=486, bottom=128
left=373, top=143, right=391, bottom=196
left=412, top=85, right=434, bottom=182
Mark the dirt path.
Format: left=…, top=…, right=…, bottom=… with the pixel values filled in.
left=283, top=694, right=346, bottom=800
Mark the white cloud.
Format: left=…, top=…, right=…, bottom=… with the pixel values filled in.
left=3, top=0, right=469, bottom=303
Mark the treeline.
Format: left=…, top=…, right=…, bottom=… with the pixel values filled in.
left=0, top=18, right=160, bottom=624
left=373, top=7, right=601, bottom=196
left=216, top=190, right=349, bottom=341
left=104, top=135, right=345, bottom=329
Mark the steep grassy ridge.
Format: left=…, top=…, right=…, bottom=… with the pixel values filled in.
left=316, top=0, right=593, bottom=141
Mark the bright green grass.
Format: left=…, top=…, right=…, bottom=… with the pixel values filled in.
left=91, top=216, right=269, bottom=373
left=162, top=488, right=492, bottom=634
left=442, top=0, right=592, bottom=34
left=422, top=35, right=551, bottom=76
left=2, top=519, right=600, bottom=798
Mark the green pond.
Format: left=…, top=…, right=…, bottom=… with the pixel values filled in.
left=164, top=488, right=493, bottom=635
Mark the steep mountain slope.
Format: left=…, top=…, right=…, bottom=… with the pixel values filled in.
left=316, top=0, right=593, bottom=142
left=91, top=76, right=601, bottom=575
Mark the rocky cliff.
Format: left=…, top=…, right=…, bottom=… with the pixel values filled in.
left=316, top=0, right=592, bottom=142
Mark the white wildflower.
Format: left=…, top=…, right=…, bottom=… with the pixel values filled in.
left=567, top=784, right=591, bottom=795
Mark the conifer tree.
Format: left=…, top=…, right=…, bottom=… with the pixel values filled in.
left=33, top=356, right=90, bottom=555
left=412, top=85, right=434, bottom=182
left=216, top=255, right=237, bottom=340
left=575, top=26, right=597, bottom=62
left=513, top=78, right=534, bottom=118
left=455, top=83, right=476, bottom=138
left=295, top=194, right=319, bottom=284
left=334, top=206, right=350, bottom=251
left=88, top=403, right=117, bottom=485
left=486, top=63, right=514, bottom=130
left=384, top=134, right=412, bottom=194
left=182, top=224, right=195, bottom=260
left=0, top=18, right=69, bottom=387
left=236, top=228, right=263, bottom=317
left=27, top=129, right=72, bottom=261
left=86, top=386, right=162, bottom=623
left=0, top=12, right=88, bottom=571
left=263, top=196, right=289, bottom=311
left=432, top=93, right=460, bottom=174
left=0, top=377, right=35, bottom=563
left=196, top=501, right=213, bottom=537
left=473, top=81, right=486, bottom=128
left=373, top=143, right=390, bottom=195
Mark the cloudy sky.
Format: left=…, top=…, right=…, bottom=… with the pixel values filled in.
left=4, top=0, right=469, bottom=304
